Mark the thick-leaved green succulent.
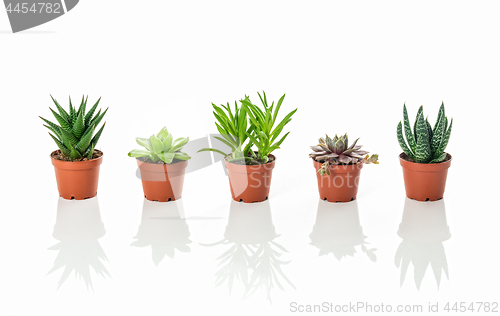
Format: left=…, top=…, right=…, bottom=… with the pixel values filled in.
left=41, top=96, right=107, bottom=161
left=128, top=127, right=191, bottom=164
left=397, top=103, right=452, bottom=163
left=310, top=134, right=379, bottom=176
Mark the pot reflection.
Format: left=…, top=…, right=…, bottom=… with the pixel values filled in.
left=202, top=200, right=295, bottom=302
left=47, top=197, right=110, bottom=290
left=131, top=199, right=192, bottom=266
left=395, top=198, right=451, bottom=290
left=310, top=200, right=377, bottom=262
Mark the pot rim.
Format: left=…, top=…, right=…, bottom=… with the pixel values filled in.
left=399, top=152, right=452, bottom=165
left=134, top=157, right=189, bottom=166
left=136, top=157, right=188, bottom=173
left=50, top=149, right=103, bottom=165
left=312, top=157, right=364, bottom=172
left=224, top=152, right=276, bottom=166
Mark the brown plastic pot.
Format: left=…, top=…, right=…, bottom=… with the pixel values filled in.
left=51, top=150, right=103, bottom=200
left=225, top=154, right=275, bottom=203
left=313, top=158, right=363, bottom=203
left=137, top=159, right=187, bottom=202
left=399, top=152, right=452, bottom=201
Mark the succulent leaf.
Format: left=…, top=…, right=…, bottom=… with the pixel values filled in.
left=415, top=112, right=432, bottom=163
left=400, top=102, right=452, bottom=164
left=84, top=97, right=101, bottom=126
left=434, top=118, right=452, bottom=159
left=429, top=152, right=447, bottom=163
left=72, top=110, right=85, bottom=139
left=403, top=104, right=417, bottom=153
left=431, top=103, right=446, bottom=154
left=49, top=133, right=70, bottom=157
left=397, top=122, right=415, bottom=160
left=131, top=128, right=191, bottom=163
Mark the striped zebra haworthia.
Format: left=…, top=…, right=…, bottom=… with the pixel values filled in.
left=397, top=102, right=452, bottom=163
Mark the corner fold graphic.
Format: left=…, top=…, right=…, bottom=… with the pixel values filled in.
left=3, top=0, right=79, bottom=33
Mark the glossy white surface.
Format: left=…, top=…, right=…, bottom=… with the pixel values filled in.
left=1, top=1, right=499, bottom=315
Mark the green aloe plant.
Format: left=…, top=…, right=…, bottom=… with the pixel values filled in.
left=128, top=127, right=191, bottom=163
left=240, top=91, right=297, bottom=164
left=40, top=96, right=107, bottom=161
left=397, top=102, right=453, bottom=164
left=197, top=98, right=255, bottom=163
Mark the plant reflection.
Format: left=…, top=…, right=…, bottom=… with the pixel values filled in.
left=310, top=200, right=377, bottom=262
left=47, top=197, right=110, bottom=290
left=395, top=198, right=451, bottom=290
left=202, top=200, right=295, bottom=302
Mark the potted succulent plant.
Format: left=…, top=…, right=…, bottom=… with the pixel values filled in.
left=310, top=134, right=379, bottom=202
left=40, top=96, right=107, bottom=200
left=397, top=103, right=453, bottom=201
left=128, top=127, right=191, bottom=202
left=199, top=91, right=297, bottom=203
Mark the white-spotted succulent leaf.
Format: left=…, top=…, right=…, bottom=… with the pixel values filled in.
left=41, top=96, right=107, bottom=161
left=415, top=112, right=431, bottom=162
left=128, top=127, right=191, bottom=164
left=310, top=134, right=379, bottom=176
left=397, top=102, right=452, bottom=163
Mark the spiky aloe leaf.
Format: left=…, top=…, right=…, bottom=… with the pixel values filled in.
left=429, top=152, right=447, bottom=163
left=86, top=143, right=95, bottom=160
left=69, top=97, right=76, bottom=123
left=403, top=104, right=417, bottom=153
left=431, top=103, right=446, bottom=154
left=434, top=118, right=452, bottom=159
left=413, top=106, right=423, bottom=139
left=72, top=110, right=85, bottom=139
left=415, top=112, right=431, bottom=163
left=398, top=122, right=415, bottom=160
left=76, top=125, right=95, bottom=155
left=40, top=117, right=62, bottom=137
left=49, top=133, right=70, bottom=157
left=90, top=108, right=108, bottom=128
left=84, top=97, right=101, bottom=126
left=425, top=118, right=433, bottom=144
left=59, top=128, right=79, bottom=149
left=433, top=102, right=445, bottom=133
left=68, top=141, right=82, bottom=160
left=43, top=124, right=62, bottom=140
left=51, top=95, right=70, bottom=123
left=90, top=122, right=106, bottom=147
left=77, top=95, right=87, bottom=116
left=50, top=108, right=71, bottom=131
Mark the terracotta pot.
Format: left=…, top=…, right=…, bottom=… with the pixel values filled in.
left=399, top=152, right=452, bottom=201
left=313, top=158, right=363, bottom=203
left=137, top=159, right=187, bottom=202
left=225, top=154, right=275, bottom=203
left=51, top=150, right=103, bottom=200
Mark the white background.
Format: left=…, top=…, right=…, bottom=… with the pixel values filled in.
left=0, top=1, right=499, bottom=315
